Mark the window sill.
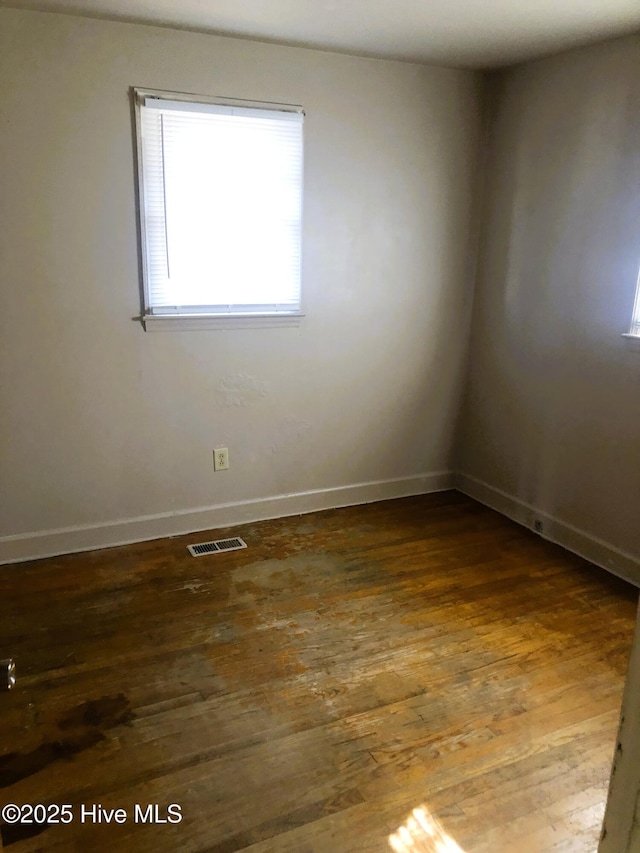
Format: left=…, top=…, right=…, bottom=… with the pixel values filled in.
left=141, top=313, right=304, bottom=332
left=622, top=333, right=640, bottom=351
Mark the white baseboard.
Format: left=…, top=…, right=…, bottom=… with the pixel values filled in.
left=0, top=471, right=454, bottom=565
left=455, top=472, right=640, bottom=587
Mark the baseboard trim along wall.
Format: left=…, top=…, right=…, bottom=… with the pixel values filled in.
left=0, top=471, right=454, bottom=565
left=455, top=472, right=640, bottom=587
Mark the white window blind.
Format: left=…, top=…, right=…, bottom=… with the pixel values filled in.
left=629, top=269, right=640, bottom=337
left=135, top=91, right=304, bottom=321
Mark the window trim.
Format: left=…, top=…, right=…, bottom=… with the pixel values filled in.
left=141, top=313, right=304, bottom=332
left=132, top=87, right=305, bottom=330
left=622, top=265, right=640, bottom=349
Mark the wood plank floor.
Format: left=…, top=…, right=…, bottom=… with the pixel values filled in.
left=0, top=492, right=637, bottom=852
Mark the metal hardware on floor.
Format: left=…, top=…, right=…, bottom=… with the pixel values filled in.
left=1, top=659, right=16, bottom=690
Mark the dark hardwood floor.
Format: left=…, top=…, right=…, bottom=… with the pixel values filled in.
left=0, top=492, right=637, bottom=852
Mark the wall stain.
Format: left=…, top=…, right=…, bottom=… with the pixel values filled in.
left=214, top=374, right=268, bottom=408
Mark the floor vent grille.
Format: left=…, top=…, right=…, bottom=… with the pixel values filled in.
left=187, top=537, right=247, bottom=557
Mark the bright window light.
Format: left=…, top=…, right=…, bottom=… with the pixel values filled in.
left=134, top=90, right=304, bottom=323
left=629, top=266, right=640, bottom=337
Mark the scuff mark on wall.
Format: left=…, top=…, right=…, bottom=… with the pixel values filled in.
left=214, top=374, right=268, bottom=408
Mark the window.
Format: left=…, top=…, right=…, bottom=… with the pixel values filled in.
left=133, top=89, right=304, bottom=330
left=628, top=269, right=640, bottom=338
left=623, top=265, right=640, bottom=349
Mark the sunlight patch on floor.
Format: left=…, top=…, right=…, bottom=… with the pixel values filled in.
left=389, top=806, right=466, bottom=853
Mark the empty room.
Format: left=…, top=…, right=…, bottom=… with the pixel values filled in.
left=1, top=1, right=640, bottom=851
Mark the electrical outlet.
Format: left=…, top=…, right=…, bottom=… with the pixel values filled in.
left=213, top=447, right=229, bottom=471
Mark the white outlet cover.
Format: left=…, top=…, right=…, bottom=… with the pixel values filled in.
left=214, top=448, right=229, bottom=471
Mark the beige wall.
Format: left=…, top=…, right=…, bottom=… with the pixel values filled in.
left=3, top=10, right=638, bottom=573
left=455, top=36, right=640, bottom=579
left=0, top=9, right=482, bottom=558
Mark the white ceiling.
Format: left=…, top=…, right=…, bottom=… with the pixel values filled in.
left=2, top=0, right=640, bottom=68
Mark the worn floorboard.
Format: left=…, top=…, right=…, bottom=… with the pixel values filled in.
left=0, top=492, right=637, bottom=852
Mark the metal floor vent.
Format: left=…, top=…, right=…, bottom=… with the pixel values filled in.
left=187, top=537, right=247, bottom=557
